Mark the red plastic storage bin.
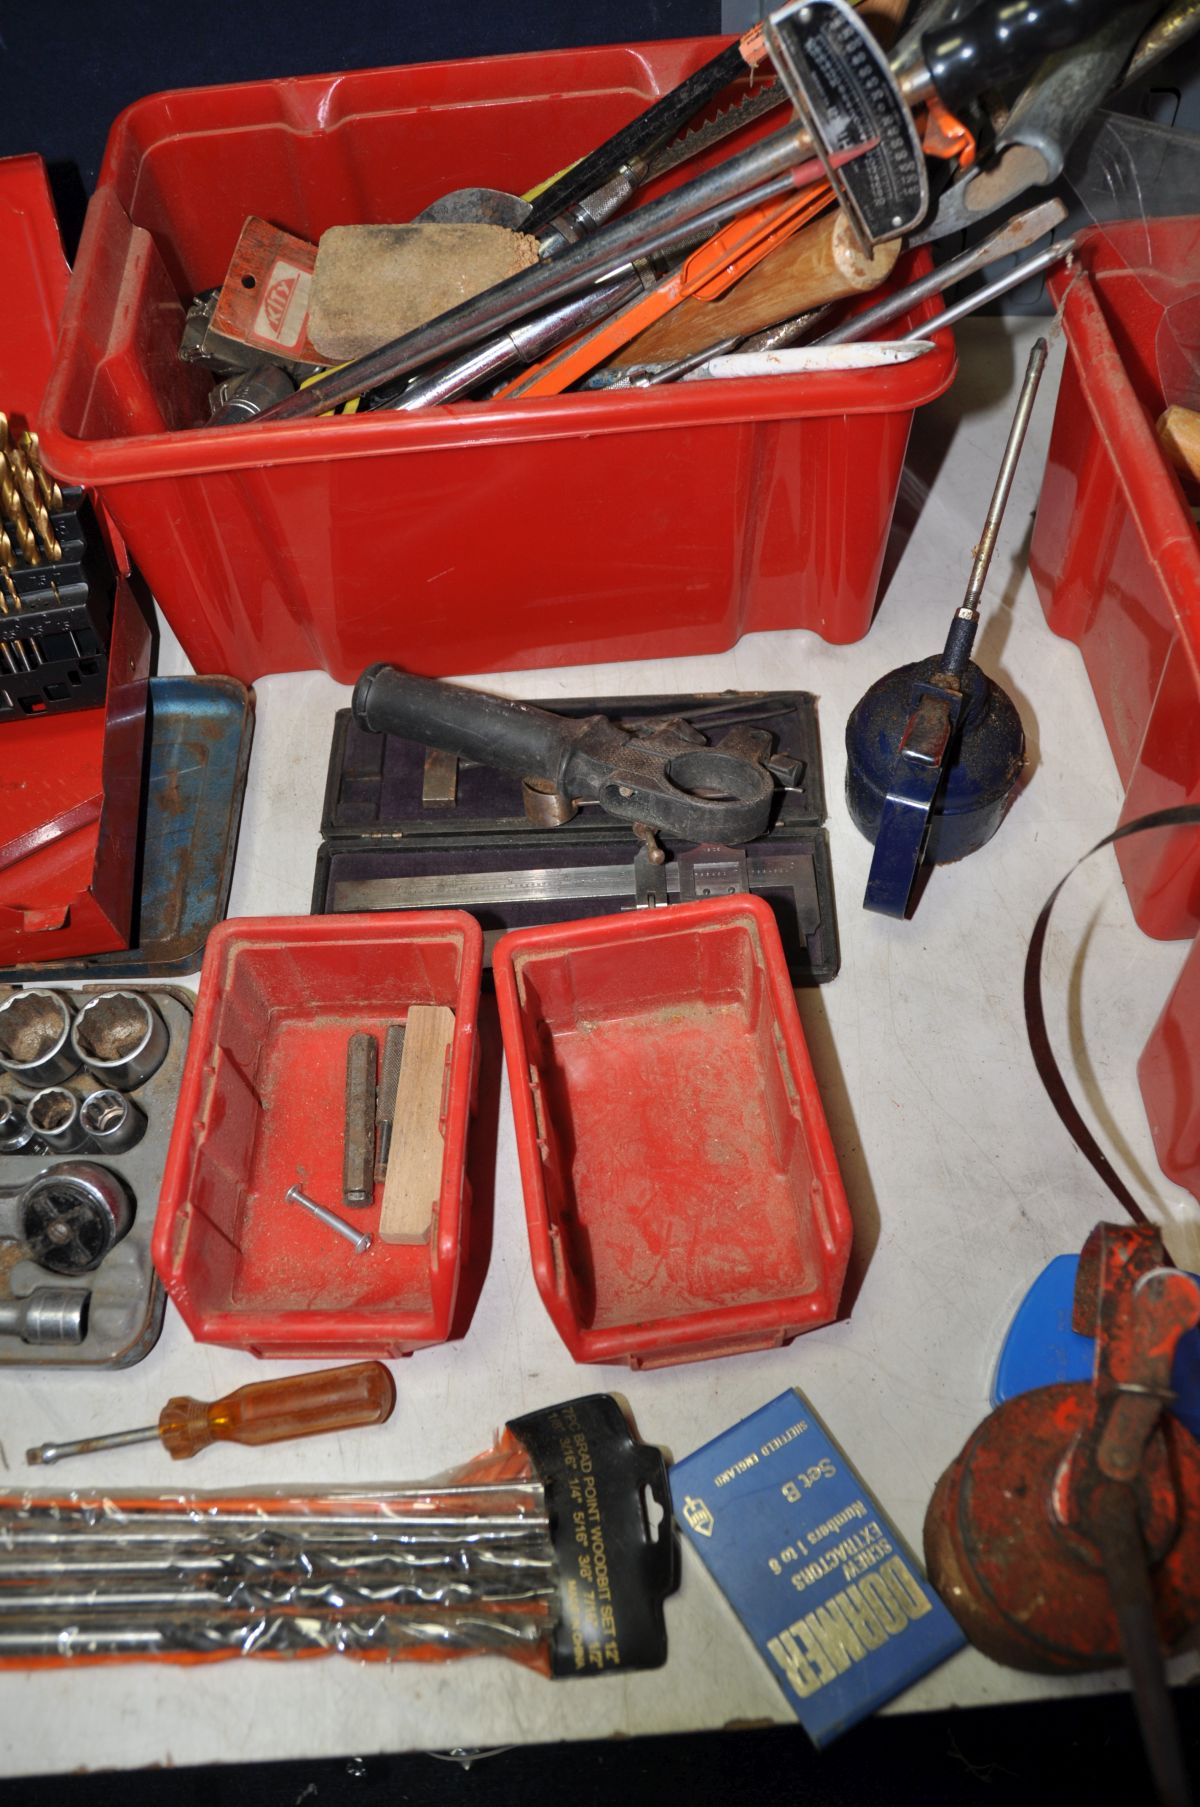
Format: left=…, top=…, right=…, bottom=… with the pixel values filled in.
left=1031, top=219, right=1200, bottom=941
left=1139, top=928, right=1200, bottom=1204
left=0, top=154, right=149, bottom=965
left=493, top=895, right=852, bottom=1368
left=153, top=911, right=482, bottom=1358
left=39, top=39, right=955, bottom=686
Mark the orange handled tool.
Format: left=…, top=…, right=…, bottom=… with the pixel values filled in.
left=25, top=1361, right=397, bottom=1465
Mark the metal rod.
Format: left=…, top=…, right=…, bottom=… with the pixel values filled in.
left=961, top=338, right=1048, bottom=613
left=285, top=1183, right=372, bottom=1253
left=0, top=1573, right=557, bottom=1613
left=375, top=271, right=645, bottom=411
left=27, top=1425, right=159, bottom=1466
left=941, top=336, right=1047, bottom=677
left=0, top=1543, right=556, bottom=1581
left=1094, top=1491, right=1192, bottom=1807
left=901, top=239, right=1073, bottom=344
left=818, top=200, right=1065, bottom=346
left=0, top=1608, right=549, bottom=1659
left=0, top=1510, right=548, bottom=1544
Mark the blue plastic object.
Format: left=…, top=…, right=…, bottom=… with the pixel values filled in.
left=993, top=1252, right=1200, bottom=1441
left=0, top=675, right=253, bottom=981
left=845, top=657, right=1024, bottom=918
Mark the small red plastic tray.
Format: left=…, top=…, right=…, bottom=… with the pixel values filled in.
left=153, top=912, right=483, bottom=1358
left=493, top=896, right=852, bottom=1368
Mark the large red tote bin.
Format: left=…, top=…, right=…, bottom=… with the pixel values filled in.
left=40, top=39, right=955, bottom=686
left=1030, top=219, right=1200, bottom=943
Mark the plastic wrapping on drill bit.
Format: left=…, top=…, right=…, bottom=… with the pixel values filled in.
left=0, top=1394, right=677, bottom=1675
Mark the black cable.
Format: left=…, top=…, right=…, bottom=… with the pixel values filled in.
left=1024, top=803, right=1200, bottom=1225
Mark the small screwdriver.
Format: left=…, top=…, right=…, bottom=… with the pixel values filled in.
left=25, top=1361, right=396, bottom=1466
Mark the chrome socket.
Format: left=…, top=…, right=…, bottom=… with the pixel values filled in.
left=0, top=992, right=80, bottom=1087
left=70, top=992, right=169, bottom=1092
left=0, top=1288, right=89, bottom=1345
left=0, top=1095, right=34, bottom=1155
left=27, top=1089, right=88, bottom=1154
left=18, top=1162, right=135, bottom=1276
left=80, top=1090, right=146, bottom=1155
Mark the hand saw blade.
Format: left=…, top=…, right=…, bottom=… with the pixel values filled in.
left=645, top=82, right=789, bottom=185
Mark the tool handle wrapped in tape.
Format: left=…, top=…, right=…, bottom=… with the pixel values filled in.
left=352, top=664, right=782, bottom=842
left=0, top=1394, right=678, bottom=1676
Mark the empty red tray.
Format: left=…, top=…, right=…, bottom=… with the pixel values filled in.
left=154, top=911, right=483, bottom=1358
left=493, top=896, right=851, bottom=1368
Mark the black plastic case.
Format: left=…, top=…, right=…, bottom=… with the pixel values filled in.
left=313, top=690, right=839, bottom=984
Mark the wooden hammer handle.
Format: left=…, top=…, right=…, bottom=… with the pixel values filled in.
left=613, top=211, right=900, bottom=368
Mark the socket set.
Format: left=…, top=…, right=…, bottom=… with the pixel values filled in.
left=0, top=415, right=115, bottom=723
left=0, top=986, right=192, bottom=1367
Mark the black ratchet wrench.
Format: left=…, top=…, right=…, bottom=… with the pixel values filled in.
left=352, top=666, right=798, bottom=845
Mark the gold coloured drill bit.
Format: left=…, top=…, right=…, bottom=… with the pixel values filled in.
left=0, top=426, right=60, bottom=560
left=0, top=461, right=38, bottom=564
left=20, top=430, right=62, bottom=513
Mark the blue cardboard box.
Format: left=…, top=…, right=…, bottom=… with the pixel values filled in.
left=669, top=1390, right=965, bottom=1745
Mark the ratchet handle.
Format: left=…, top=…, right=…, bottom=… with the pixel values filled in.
left=354, top=664, right=576, bottom=791
left=157, top=1362, right=397, bottom=1459
left=922, top=0, right=1123, bottom=113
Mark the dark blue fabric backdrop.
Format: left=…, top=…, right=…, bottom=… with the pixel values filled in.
left=0, top=0, right=719, bottom=252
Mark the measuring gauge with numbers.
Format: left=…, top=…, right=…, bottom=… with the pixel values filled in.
left=764, top=0, right=928, bottom=252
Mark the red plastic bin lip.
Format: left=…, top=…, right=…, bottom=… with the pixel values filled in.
left=1049, top=230, right=1200, bottom=657
left=97, top=35, right=739, bottom=155
left=38, top=34, right=956, bottom=486
left=492, top=895, right=853, bottom=1366
left=152, top=910, right=483, bottom=1350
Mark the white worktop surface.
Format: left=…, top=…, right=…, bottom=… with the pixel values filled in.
left=2, top=319, right=1198, bottom=1775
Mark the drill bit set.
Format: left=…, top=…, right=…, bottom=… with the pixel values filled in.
left=0, top=414, right=113, bottom=723
left=0, top=1395, right=677, bottom=1677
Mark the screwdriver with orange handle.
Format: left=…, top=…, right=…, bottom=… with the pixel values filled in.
left=25, top=1361, right=397, bottom=1466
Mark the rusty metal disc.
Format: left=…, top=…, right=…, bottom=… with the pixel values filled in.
left=924, top=1384, right=1200, bottom=1673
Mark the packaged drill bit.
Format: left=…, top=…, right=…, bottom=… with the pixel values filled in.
left=0, top=1394, right=677, bottom=1673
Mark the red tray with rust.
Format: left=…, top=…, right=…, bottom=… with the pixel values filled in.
left=493, top=894, right=851, bottom=1368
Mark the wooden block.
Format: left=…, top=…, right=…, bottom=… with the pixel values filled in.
left=1157, top=405, right=1200, bottom=485
left=379, top=1005, right=455, bottom=1244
